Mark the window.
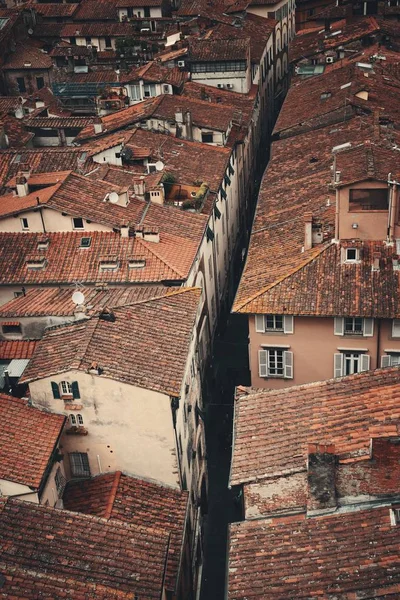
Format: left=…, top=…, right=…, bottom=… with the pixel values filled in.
left=21, top=217, right=29, bottom=230
left=143, top=84, right=156, bottom=97
left=85, top=37, right=91, bottom=44
left=334, top=317, right=373, bottom=337
left=255, top=314, right=294, bottom=334
left=77, top=413, right=84, bottom=425
left=259, top=348, right=293, bottom=379
left=36, top=76, right=44, bottom=90
left=191, top=60, right=246, bottom=73
left=69, top=452, right=90, bottom=478
left=55, top=467, right=66, bottom=497
left=69, top=36, right=76, bottom=44
left=104, top=36, right=112, bottom=48
left=144, top=6, right=150, bottom=16
left=2, top=322, right=21, bottom=334
left=69, top=414, right=76, bottom=426
left=201, top=132, right=214, bottom=143
left=16, top=77, right=26, bottom=93
left=51, top=380, right=80, bottom=399
left=334, top=352, right=370, bottom=377
left=344, top=317, right=363, bottom=335
left=60, top=381, right=72, bottom=396
left=381, top=353, right=400, bottom=367
left=72, top=217, right=84, bottom=230
left=342, top=247, right=360, bottom=263
left=349, top=188, right=388, bottom=211
left=80, top=237, right=91, bottom=248
left=392, top=319, right=400, bottom=338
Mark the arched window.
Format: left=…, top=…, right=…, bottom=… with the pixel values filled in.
left=77, top=414, right=84, bottom=426
left=69, top=414, right=76, bottom=426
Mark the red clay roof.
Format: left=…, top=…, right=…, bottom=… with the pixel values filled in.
left=73, top=0, right=120, bottom=20
left=21, top=287, right=201, bottom=396
left=0, top=394, right=65, bottom=488
left=33, top=3, right=79, bottom=17
left=228, top=506, right=400, bottom=599
left=0, top=497, right=169, bottom=598
left=64, top=472, right=188, bottom=593
left=3, top=42, right=53, bottom=70
left=230, top=367, right=400, bottom=486
left=61, top=21, right=134, bottom=37
left=0, top=340, right=37, bottom=359
left=189, top=36, right=249, bottom=62
left=0, top=286, right=167, bottom=317
left=0, top=230, right=202, bottom=285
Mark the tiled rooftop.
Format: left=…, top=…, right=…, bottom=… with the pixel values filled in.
left=3, top=41, right=53, bottom=70
left=0, top=340, right=37, bottom=359
left=0, top=230, right=203, bottom=285
left=189, top=37, right=249, bottom=62
left=0, top=394, right=65, bottom=488
left=0, top=497, right=169, bottom=598
left=228, top=505, right=400, bottom=599
left=21, top=287, right=201, bottom=396
left=64, top=472, right=188, bottom=593
left=230, top=367, right=400, bottom=486
left=33, top=3, right=79, bottom=17
left=60, top=21, right=135, bottom=37
left=73, top=0, right=119, bottom=20
left=0, top=286, right=167, bottom=317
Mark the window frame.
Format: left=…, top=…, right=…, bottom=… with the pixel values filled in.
left=21, top=217, right=29, bottom=230
left=54, top=466, right=66, bottom=497
left=60, top=380, right=73, bottom=397
left=69, top=452, right=90, bottom=478
left=258, top=348, right=293, bottom=379
left=72, top=217, right=84, bottom=230
left=255, top=314, right=294, bottom=334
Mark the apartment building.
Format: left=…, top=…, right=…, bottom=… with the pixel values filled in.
left=233, top=49, right=400, bottom=389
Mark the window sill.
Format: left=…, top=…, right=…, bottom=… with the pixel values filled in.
left=61, top=395, right=73, bottom=401
left=66, top=426, right=88, bottom=436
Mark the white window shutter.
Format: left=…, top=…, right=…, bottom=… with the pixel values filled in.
left=255, top=315, right=265, bottom=333
left=363, top=318, right=374, bottom=337
left=381, top=355, right=392, bottom=368
left=283, top=351, right=293, bottom=379
left=392, top=319, right=400, bottom=338
left=360, top=354, right=370, bottom=372
left=334, top=317, right=344, bottom=336
left=258, top=349, right=268, bottom=378
left=283, top=315, right=294, bottom=334
left=334, top=353, right=343, bottom=378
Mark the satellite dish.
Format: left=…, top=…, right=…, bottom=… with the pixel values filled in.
left=72, top=290, right=85, bottom=306
left=28, top=28, right=33, bottom=35
left=108, top=191, right=119, bottom=204
left=155, top=160, right=164, bottom=172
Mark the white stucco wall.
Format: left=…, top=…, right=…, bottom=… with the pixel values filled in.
left=29, top=371, right=180, bottom=488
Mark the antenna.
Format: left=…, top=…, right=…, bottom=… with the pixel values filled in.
left=108, top=191, right=119, bottom=204
left=72, top=290, right=85, bottom=306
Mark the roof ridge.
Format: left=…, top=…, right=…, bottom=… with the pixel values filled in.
left=70, top=317, right=100, bottom=370
left=104, top=470, right=121, bottom=520
left=111, top=286, right=200, bottom=309
left=140, top=239, right=186, bottom=278
left=234, top=243, right=330, bottom=312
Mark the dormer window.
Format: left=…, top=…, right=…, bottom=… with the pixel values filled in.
left=320, top=92, right=331, bottom=100
left=99, top=256, right=119, bottom=272
left=37, top=238, right=49, bottom=251
left=2, top=321, right=22, bottom=335
left=390, top=507, right=400, bottom=526
left=128, top=258, right=146, bottom=268
left=26, top=256, right=47, bottom=269
left=80, top=237, right=91, bottom=248
left=72, top=217, right=84, bottom=230
left=343, top=248, right=360, bottom=263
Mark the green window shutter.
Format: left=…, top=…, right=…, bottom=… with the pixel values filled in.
left=224, top=174, right=231, bottom=186
left=220, top=188, right=227, bottom=200
left=206, top=226, right=215, bottom=242
left=229, top=163, right=234, bottom=176
left=214, top=204, right=221, bottom=219
left=71, top=381, right=80, bottom=399
left=51, top=381, right=60, bottom=399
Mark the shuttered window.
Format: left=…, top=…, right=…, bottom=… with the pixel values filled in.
left=392, top=319, right=400, bottom=338
left=334, top=317, right=374, bottom=337
left=258, top=349, right=293, bottom=379
left=334, top=352, right=370, bottom=377
left=255, top=315, right=294, bottom=333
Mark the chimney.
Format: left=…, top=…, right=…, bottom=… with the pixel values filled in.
left=372, top=251, right=381, bottom=272
left=120, top=225, right=129, bottom=238
left=175, top=107, right=183, bottom=123
left=35, top=98, right=45, bottom=109
left=184, top=109, right=193, bottom=141
left=143, top=227, right=160, bottom=243
left=16, top=175, right=29, bottom=197
left=94, top=119, right=103, bottom=134
left=304, top=212, right=313, bottom=251
left=307, top=443, right=337, bottom=512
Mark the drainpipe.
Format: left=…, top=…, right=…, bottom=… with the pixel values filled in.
left=376, top=318, right=381, bottom=369
left=37, top=196, right=46, bottom=233
left=171, top=396, right=184, bottom=488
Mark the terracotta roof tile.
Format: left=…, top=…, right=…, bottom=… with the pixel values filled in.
left=64, top=472, right=188, bottom=593
left=33, top=3, right=79, bottom=17
left=0, top=230, right=201, bottom=285
left=0, top=286, right=167, bottom=317
left=230, top=367, right=400, bottom=486
left=0, top=394, right=65, bottom=488
left=228, top=506, right=400, bottom=599
left=0, top=497, right=169, bottom=598
left=61, top=22, right=134, bottom=37
left=189, top=36, right=249, bottom=62
left=25, top=116, right=95, bottom=129
left=3, top=42, right=53, bottom=70
left=21, top=287, right=201, bottom=396
left=73, top=0, right=120, bottom=20
left=0, top=340, right=37, bottom=359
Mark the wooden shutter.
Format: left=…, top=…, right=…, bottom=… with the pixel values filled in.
left=51, top=381, right=60, bottom=399
left=283, top=315, right=294, bottom=334
left=283, top=351, right=293, bottom=379
left=363, top=318, right=374, bottom=337
left=258, top=350, right=268, bottom=378
left=334, top=317, right=344, bottom=336
left=392, top=319, right=400, bottom=338
left=381, top=355, right=391, bottom=368
left=360, top=354, right=370, bottom=372
left=255, top=315, right=265, bottom=333
left=71, top=381, right=80, bottom=399
left=334, top=353, right=343, bottom=378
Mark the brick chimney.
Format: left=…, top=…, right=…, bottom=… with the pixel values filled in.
left=307, top=443, right=337, bottom=512
left=304, top=212, right=313, bottom=251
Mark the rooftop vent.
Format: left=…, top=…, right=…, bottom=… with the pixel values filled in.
left=99, top=307, right=116, bottom=322
left=25, top=256, right=47, bottom=269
